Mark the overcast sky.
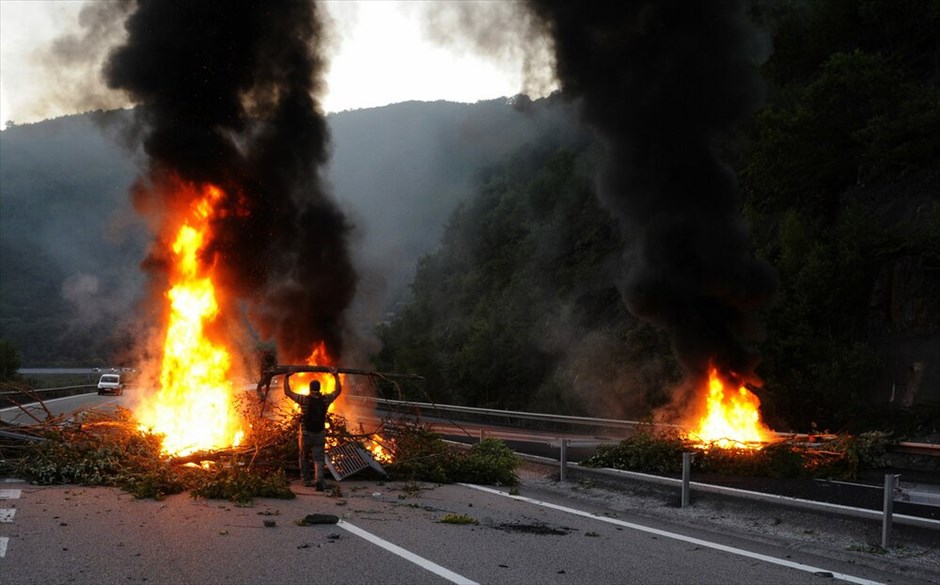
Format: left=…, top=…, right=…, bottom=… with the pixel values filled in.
left=0, top=0, right=555, bottom=127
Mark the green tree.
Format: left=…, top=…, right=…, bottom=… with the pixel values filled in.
left=373, top=146, right=660, bottom=415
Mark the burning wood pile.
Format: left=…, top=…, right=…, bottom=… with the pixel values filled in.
left=585, top=366, right=892, bottom=482
left=684, top=365, right=778, bottom=450
left=0, top=364, right=521, bottom=503
left=579, top=363, right=892, bottom=479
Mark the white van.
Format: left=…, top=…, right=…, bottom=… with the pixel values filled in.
left=97, top=374, right=124, bottom=396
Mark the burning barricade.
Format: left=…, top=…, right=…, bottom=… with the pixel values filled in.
left=0, top=361, right=522, bottom=503
left=582, top=364, right=890, bottom=479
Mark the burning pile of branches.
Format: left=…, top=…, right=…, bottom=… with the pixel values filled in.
left=0, top=400, right=298, bottom=504
left=582, top=428, right=892, bottom=480
left=0, top=394, right=521, bottom=504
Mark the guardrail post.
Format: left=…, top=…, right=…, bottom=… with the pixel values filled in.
left=681, top=452, right=694, bottom=508
left=479, top=429, right=487, bottom=443
left=882, top=473, right=899, bottom=548
left=559, top=438, right=570, bottom=482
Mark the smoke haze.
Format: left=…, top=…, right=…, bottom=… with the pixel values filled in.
left=524, top=0, right=777, bottom=388
left=104, top=0, right=356, bottom=363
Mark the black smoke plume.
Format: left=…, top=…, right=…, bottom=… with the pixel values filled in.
left=526, top=1, right=777, bottom=385
left=104, top=0, right=355, bottom=362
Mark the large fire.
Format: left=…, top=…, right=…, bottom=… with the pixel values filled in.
left=135, top=183, right=244, bottom=456
left=688, top=366, right=777, bottom=449
left=132, top=206, right=394, bottom=465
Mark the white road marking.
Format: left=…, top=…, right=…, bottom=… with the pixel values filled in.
left=338, top=520, right=478, bottom=585
left=0, top=488, right=19, bottom=559
left=462, top=483, right=885, bottom=585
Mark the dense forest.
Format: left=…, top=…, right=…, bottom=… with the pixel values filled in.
left=374, top=0, right=940, bottom=434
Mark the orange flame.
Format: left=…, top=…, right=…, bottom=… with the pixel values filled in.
left=283, top=343, right=393, bottom=463
left=281, top=343, right=341, bottom=398
left=366, top=434, right=394, bottom=464
left=689, top=366, right=776, bottom=449
left=135, top=184, right=244, bottom=456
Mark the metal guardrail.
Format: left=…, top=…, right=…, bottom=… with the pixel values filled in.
left=351, top=395, right=940, bottom=457
left=353, top=394, right=940, bottom=535
left=883, top=474, right=940, bottom=545
left=0, top=385, right=96, bottom=396
left=350, top=395, right=658, bottom=433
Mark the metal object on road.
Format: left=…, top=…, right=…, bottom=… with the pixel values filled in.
left=326, top=441, right=387, bottom=481
left=256, top=364, right=423, bottom=404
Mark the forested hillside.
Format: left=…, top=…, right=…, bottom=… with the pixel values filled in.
left=376, top=0, right=940, bottom=433
left=0, top=112, right=145, bottom=366
left=0, top=98, right=579, bottom=366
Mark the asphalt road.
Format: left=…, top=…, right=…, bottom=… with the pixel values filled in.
left=0, top=390, right=128, bottom=426
left=2, top=475, right=935, bottom=585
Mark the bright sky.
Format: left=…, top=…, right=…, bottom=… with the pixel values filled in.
left=0, top=0, right=554, bottom=128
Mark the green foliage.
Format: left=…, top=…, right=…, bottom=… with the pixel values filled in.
left=385, top=423, right=520, bottom=486
left=745, top=47, right=937, bottom=215
left=810, top=431, right=891, bottom=479
left=384, top=424, right=455, bottom=483
left=450, top=439, right=522, bottom=486
left=581, top=431, right=687, bottom=474
left=375, top=145, right=668, bottom=417
left=119, top=465, right=197, bottom=501
left=440, top=513, right=478, bottom=525
left=734, top=2, right=940, bottom=432
left=581, top=430, right=893, bottom=480
left=12, top=412, right=167, bottom=487
left=190, top=466, right=294, bottom=506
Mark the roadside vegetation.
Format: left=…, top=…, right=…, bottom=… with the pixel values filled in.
left=0, top=401, right=521, bottom=503
left=581, top=428, right=893, bottom=480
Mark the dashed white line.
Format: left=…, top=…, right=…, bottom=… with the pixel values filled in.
left=338, top=520, right=478, bottom=585
left=461, top=483, right=885, bottom=585
left=0, top=487, right=21, bottom=559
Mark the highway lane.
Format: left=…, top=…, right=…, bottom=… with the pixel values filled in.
left=2, top=476, right=931, bottom=585
left=0, top=391, right=129, bottom=426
